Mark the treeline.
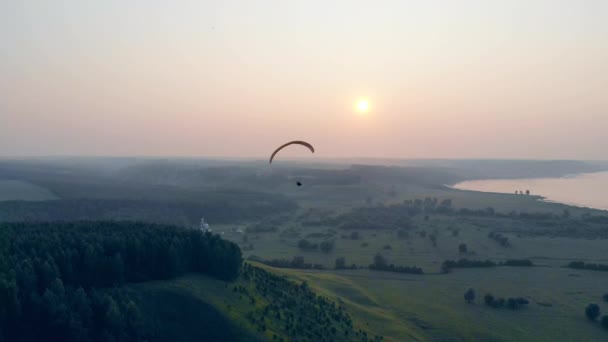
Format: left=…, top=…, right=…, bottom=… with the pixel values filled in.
left=298, top=239, right=335, bottom=253
left=248, top=256, right=326, bottom=270
left=0, top=221, right=242, bottom=341
left=0, top=195, right=297, bottom=225
left=296, top=197, right=608, bottom=234
left=484, top=294, right=530, bottom=310
left=568, top=261, right=608, bottom=272
left=336, top=205, right=414, bottom=231
left=488, top=232, right=510, bottom=247
left=369, top=254, right=423, bottom=275
left=442, top=259, right=533, bottom=272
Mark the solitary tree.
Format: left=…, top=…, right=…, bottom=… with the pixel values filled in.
left=335, top=257, right=346, bottom=270
left=373, top=253, right=388, bottom=269
left=586, top=304, right=601, bottom=321
left=525, top=190, right=530, bottom=195
left=464, top=288, right=475, bottom=304
left=484, top=293, right=495, bottom=306
left=320, top=240, right=335, bottom=254
left=429, top=234, right=437, bottom=247
left=458, top=243, right=468, bottom=254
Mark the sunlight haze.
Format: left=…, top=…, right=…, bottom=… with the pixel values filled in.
left=1, top=0, right=607, bottom=159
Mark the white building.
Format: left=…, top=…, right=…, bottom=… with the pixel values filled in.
left=200, top=218, right=211, bottom=233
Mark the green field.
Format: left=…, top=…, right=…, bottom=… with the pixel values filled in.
left=267, top=266, right=608, bottom=342
left=214, top=186, right=608, bottom=341
left=0, top=179, right=58, bottom=201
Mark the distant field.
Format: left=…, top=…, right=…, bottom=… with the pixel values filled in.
left=219, top=191, right=608, bottom=272
left=0, top=179, right=58, bottom=201
left=266, top=266, right=608, bottom=342
left=213, top=189, right=608, bottom=341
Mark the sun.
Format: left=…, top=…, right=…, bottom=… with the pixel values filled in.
left=356, top=98, right=370, bottom=114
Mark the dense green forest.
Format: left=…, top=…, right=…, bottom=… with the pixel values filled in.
left=0, top=222, right=242, bottom=341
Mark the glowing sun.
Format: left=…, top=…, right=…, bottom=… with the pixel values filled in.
left=356, top=98, right=370, bottom=114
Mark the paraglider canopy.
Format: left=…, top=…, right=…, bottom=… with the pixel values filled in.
left=269, top=140, right=315, bottom=164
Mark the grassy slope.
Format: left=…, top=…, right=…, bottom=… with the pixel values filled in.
left=131, top=282, right=260, bottom=342
left=133, top=267, right=387, bottom=342
left=132, top=275, right=267, bottom=341
left=255, top=264, right=426, bottom=342
left=263, top=266, right=608, bottom=342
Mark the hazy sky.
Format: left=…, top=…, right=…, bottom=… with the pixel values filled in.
left=1, top=1, right=607, bottom=159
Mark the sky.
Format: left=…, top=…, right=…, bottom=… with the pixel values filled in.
left=1, top=0, right=607, bottom=160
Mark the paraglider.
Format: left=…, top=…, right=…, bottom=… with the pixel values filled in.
left=269, top=140, right=315, bottom=164
left=269, top=140, right=315, bottom=187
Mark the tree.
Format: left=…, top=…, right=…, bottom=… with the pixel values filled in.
left=291, top=256, right=305, bottom=268
left=507, top=298, right=519, bottom=310
left=372, top=254, right=388, bottom=269
left=602, top=315, right=608, bottom=330
left=525, top=190, right=530, bottom=195
left=320, top=240, right=335, bottom=254
left=298, top=239, right=317, bottom=251
left=429, top=234, right=437, bottom=247
left=335, top=257, right=346, bottom=269
left=484, top=293, right=494, bottom=306
left=603, top=293, right=608, bottom=303
left=586, top=304, right=600, bottom=321
left=464, top=288, right=475, bottom=304
left=458, top=243, right=468, bottom=254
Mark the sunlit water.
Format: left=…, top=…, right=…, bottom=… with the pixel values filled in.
left=453, top=171, right=608, bottom=211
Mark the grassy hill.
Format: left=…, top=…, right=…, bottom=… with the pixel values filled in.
left=254, top=266, right=608, bottom=341
left=135, top=264, right=384, bottom=342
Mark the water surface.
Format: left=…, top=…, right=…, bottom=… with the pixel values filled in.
left=453, top=171, right=608, bottom=211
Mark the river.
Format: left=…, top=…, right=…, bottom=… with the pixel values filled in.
left=453, top=171, right=608, bottom=211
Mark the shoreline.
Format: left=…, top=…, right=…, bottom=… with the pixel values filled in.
left=450, top=171, right=608, bottom=213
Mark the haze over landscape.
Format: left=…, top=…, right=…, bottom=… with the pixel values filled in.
left=2, top=1, right=608, bottom=159
left=3, top=2, right=608, bottom=342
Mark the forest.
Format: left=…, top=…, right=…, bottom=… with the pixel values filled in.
left=0, top=221, right=242, bottom=341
